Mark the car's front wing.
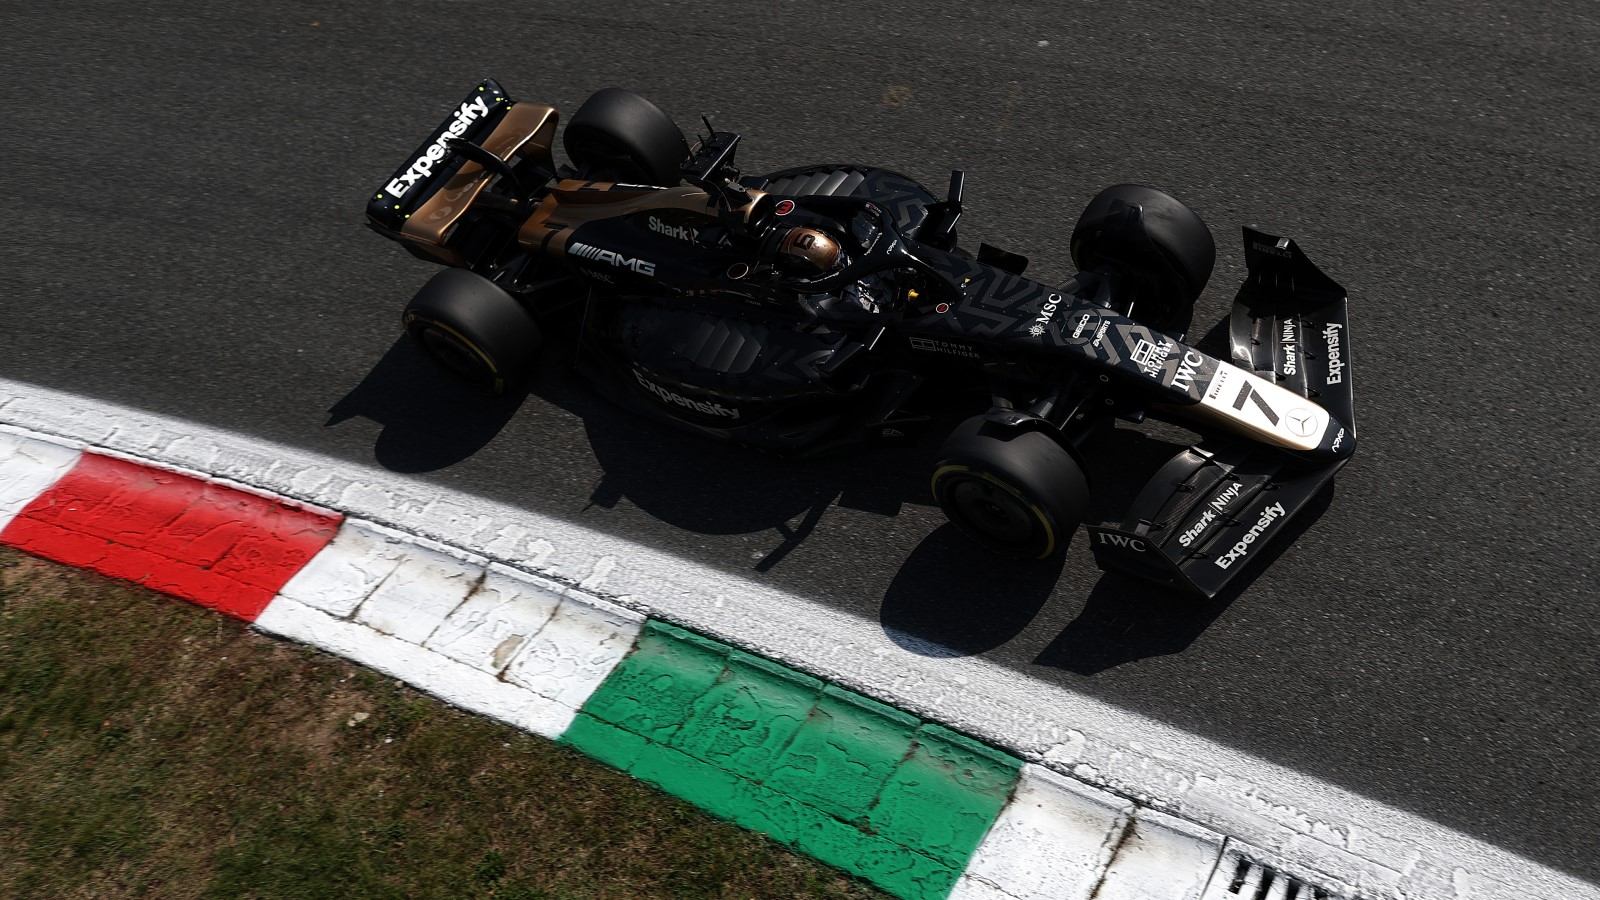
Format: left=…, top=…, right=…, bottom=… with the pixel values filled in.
left=1085, top=229, right=1356, bottom=596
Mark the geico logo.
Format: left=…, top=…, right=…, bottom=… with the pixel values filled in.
left=1071, top=312, right=1094, bottom=339
left=385, top=96, right=492, bottom=198
left=633, top=370, right=740, bottom=418
left=1096, top=532, right=1147, bottom=552
left=569, top=242, right=657, bottom=276
left=1214, top=502, right=1287, bottom=569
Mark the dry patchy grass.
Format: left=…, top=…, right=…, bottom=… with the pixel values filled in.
left=0, top=547, right=887, bottom=899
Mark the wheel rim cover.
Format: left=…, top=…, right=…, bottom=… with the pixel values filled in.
left=421, top=327, right=489, bottom=382
left=948, top=477, right=1035, bottom=546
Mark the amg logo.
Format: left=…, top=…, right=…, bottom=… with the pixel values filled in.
left=1214, top=502, right=1287, bottom=569
left=1096, top=532, right=1147, bottom=552
left=648, top=216, right=697, bottom=241
left=570, top=242, right=657, bottom=276
left=1324, top=323, right=1345, bottom=384
left=909, top=336, right=981, bottom=359
left=385, top=96, right=492, bottom=198
left=1131, top=338, right=1174, bottom=379
left=634, top=370, right=739, bottom=418
left=1172, top=350, right=1204, bottom=391
left=1281, top=321, right=1298, bottom=375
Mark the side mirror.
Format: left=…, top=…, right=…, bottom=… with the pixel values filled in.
left=918, top=169, right=965, bottom=249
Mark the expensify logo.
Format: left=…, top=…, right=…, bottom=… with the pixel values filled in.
left=1214, top=502, right=1287, bottom=569
left=634, top=369, right=740, bottom=418
left=385, top=96, right=493, bottom=198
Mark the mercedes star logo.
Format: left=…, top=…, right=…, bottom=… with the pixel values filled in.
left=1285, top=408, right=1317, bottom=437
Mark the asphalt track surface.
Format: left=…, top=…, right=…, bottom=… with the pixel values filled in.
left=6, top=0, right=1598, bottom=884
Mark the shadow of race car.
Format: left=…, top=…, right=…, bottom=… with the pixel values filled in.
left=365, top=79, right=1357, bottom=597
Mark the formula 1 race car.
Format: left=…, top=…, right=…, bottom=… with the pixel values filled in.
left=365, top=79, right=1357, bottom=597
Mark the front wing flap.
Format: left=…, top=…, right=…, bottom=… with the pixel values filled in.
left=1085, top=441, right=1342, bottom=597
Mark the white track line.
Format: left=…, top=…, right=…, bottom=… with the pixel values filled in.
left=1, top=378, right=1591, bottom=900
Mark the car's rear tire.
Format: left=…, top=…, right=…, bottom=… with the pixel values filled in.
left=402, top=269, right=541, bottom=396
left=930, top=416, right=1090, bottom=560
left=563, top=88, right=689, bottom=186
left=1069, top=184, right=1215, bottom=334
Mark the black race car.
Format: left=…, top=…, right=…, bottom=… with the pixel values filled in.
left=365, top=79, right=1357, bottom=597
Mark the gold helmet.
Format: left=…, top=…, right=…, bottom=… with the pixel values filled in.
left=775, top=226, right=843, bottom=274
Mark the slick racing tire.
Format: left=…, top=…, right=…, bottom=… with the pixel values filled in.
left=930, top=417, right=1090, bottom=560
left=1069, top=184, right=1215, bottom=334
left=563, top=88, right=689, bottom=187
left=402, top=269, right=541, bottom=396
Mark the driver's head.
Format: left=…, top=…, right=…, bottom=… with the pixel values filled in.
left=775, top=226, right=843, bottom=275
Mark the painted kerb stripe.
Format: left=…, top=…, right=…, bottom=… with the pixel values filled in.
left=0, top=408, right=1429, bottom=899
left=0, top=418, right=1270, bottom=899
left=562, top=620, right=1023, bottom=900
left=1, top=449, right=339, bottom=620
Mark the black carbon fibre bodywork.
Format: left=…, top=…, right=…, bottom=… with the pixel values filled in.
left=366, top=80, right=1359, bottom=596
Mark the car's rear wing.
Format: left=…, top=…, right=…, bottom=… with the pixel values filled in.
left=365, top=79, right=558, bottom=265
left=1087, top=228, right=1355, bottom=596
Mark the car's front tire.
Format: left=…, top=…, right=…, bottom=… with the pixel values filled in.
left=1069, top=184, right=1215, bottom=334
left=930, top=416, right=1090, bottom=559
left=402, top=269, right=541, bottom=396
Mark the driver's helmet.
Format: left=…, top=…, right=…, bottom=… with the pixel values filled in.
left=774, top=226, right=843, bottom=275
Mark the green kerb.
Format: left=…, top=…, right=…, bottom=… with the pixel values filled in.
left=560, top=621, right=1022, bottom=900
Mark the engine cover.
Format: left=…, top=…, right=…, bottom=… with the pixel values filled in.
left=616, top=303, right=855, bottom=433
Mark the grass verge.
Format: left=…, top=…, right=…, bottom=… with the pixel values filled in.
left=0, top=546, right=888, bottom=899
